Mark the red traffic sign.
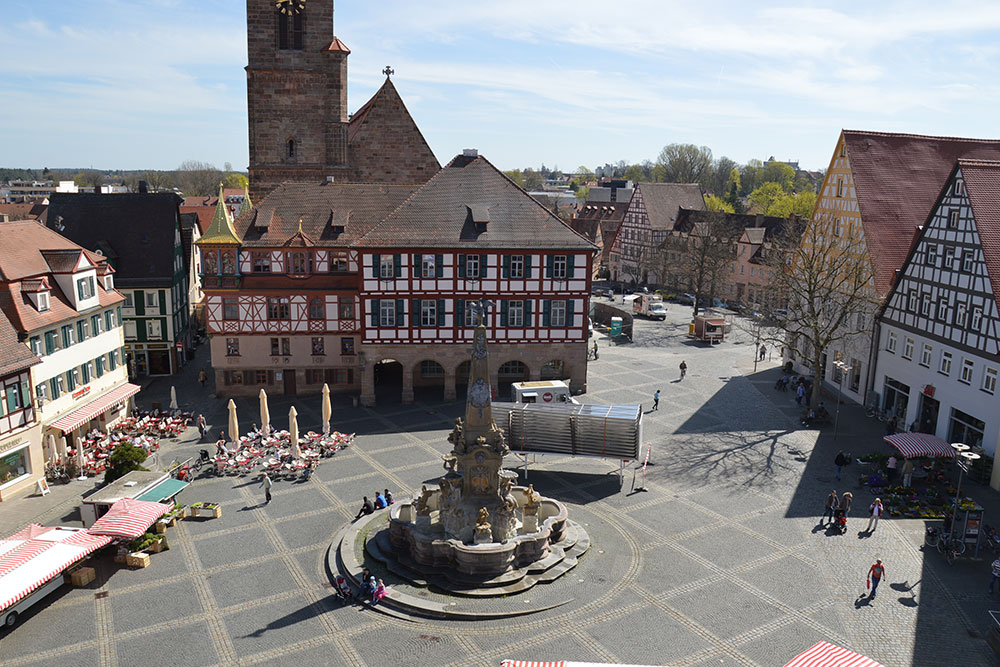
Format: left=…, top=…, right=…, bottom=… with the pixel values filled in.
left=542, top=392, right=553, bottom=402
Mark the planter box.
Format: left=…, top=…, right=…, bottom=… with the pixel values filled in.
left=126, top=552, right=150, bottom=568
left=68, top=567, right=95, bottom=587
left=148, top=536, right=168, bottom=553
left=114, top=547, right=129, bottom=564
left=190, top=506, right=200, bottom=517
left=209, top=506, right=222, bottom=518
left=154, top=521, right=167, bottom=534
left=192, top=505, right=221, bottom=518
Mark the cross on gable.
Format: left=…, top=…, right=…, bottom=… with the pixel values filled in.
left=382, top=65, right=394, bottom=77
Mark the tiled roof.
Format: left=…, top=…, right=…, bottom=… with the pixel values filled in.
left=179, top=205, right=215, bottom=234
left=45, top=192, right=183, bottom=285
left=197, top=188, right=242, bottom=245
left=20, top=278, right=48, bottom=293
left=0, top=220, right=104, bottom=281
left=0, top=278, right=123, bottom=333
left=575, top=201, right=627, bottom=223
left=234, top=182, right=418, bottom=248
left=0, top=309, right=39, bottom=377
left=355, top=154, right=596, bottom=250
left=0, top=202, right=45, bottom=220
left=568, top=219, right=601, bottom=243
left=956, top=160, right=1000, bottom=314
left=843, top=130, right=1000, bottom=297
left=676, top=208, right=792, bottom=240
left=635, top=183, right=706, bottom=231
left=323, top=36, right=351, bottom=53
left=183, top=196, right=216, bottom=207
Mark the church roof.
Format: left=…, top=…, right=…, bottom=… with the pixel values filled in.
left=347, top=77, right=440, bottom=184
left=197, top=186, right=242, bottom=245
left=235, top=182, right=418, bottom=248
left=354, top=153, right=597, bottom=250
left=842, top=129, right=1000, bottom=297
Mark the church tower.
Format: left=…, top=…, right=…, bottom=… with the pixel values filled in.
left=246, top=0, right=352, bottom=201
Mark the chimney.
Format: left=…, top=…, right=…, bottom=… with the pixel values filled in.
left=138, top=180, right=148, bottom=194
left=93, top=185, right=101, bottom=194
left=462, top=148, right=478, bottom=158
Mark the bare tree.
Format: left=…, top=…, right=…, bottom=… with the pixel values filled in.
left=174, top=160, right=221, bottom=197
left=764, top=217, right=877, bottom=408
left=661, top=212, right=744, bottom=316
left=656, top=144, right=714, bottom=187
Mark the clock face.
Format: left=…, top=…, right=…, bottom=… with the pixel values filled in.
left=275, top=0, right=305, bottom=15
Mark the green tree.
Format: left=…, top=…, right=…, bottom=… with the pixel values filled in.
left=708, top=156, right=737, bottom=195
left=104, top=442, right=149, bottom=484
left=656, top=143, right=714, bottom=185
left=747, top=182, right=786, bottom=214
left=624, top=164, right=645, bottom=182
left=74, top=170, right=104, bottom=189
left=223, top=172, right=249, bottom=190
left=704, top=194, right=734, bottom=213
left=760, top=161, right=796, bottom=190
left=523, top=169, right=543, bottom=191
left=740, top=159, right=764, bottom=195
left=504, top=170, right=525, bottom=188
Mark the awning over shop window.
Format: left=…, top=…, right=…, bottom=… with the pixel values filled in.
left=48, top=382, right=141, bottom=433
left=136, top=478, right=188, bottom=503
left=883, top=432, right=957, bottom=459
left=784, top=641, right=884, bottom=666
left=86, top=498, right=170, bottom=539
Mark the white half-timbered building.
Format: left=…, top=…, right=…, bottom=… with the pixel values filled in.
left=197, top=151, right=596, bottom=405
left=875, top=159, right=1000, bottom=483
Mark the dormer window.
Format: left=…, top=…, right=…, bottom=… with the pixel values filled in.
left=37, top=291, right=49, bottom=312
left=103, top=274, right=114, bottom=290
left=76, top=276, right=95, bottom=300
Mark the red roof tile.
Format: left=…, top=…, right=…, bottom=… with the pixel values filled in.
left=0, top=309, right=39, bottom=376
left=956, top=159, right=1000, bottom=314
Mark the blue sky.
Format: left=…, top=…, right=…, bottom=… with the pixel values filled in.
left=2, top=0, right=1000, bottom=173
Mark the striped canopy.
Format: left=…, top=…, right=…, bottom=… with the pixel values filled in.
left=784, top=641, right=884, bottom=667
left=0, top=525, right=111, bottom=612
left=883, top=432, right=957, bottom=459
left=86, top=498, right=171, bottom=539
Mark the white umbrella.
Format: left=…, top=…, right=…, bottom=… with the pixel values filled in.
left=288, top=406, right=301, bottom=459
left=227, top=399, right=239, bottom=444
left=45, top=434, right=56, bottom=464
left=169, top=385, right=178, bottom=411
left=321, top=383, right=331, bottom=435
left=75, top=438, right=87, bottom=480
left=259, top=389, right=270, bottom=436
left=58, top=435, right=68, bottom=459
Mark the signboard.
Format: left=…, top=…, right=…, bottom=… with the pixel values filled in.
left=923, top=384, right=935, bottom=397
left=72, top=385, right=91, bottom=400
left=542, top=392, right=553, bottom=403
left=36, top=478, right=50, bottom=496
left=0, top=436, right=23, bottom=454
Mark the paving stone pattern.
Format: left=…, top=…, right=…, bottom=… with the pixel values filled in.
left=2, top=311, right=999, bottom=666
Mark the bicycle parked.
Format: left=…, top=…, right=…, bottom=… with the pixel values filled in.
left=925, top=523, right=967, bottom=564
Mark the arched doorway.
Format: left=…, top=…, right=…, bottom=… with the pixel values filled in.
left=414, top=359, right=445, bottom=402
left=540, top=359, right=565, bottom=380
left=497, top=360, right=529, bottom=400
left=455, top=360, right=471, bottom=402
left=374, top=359, right=403, bottom=403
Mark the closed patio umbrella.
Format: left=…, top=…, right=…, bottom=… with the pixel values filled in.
left=75, top=438, right=87, bottom=480
left=289, top=406, right=301, bottom=459
left=227, top=399, right=239, bottom=444
left=169, top=385, right=178, bottom=411
left=58, top=435, right=68, bottom=459
left=321, top=383, right=331, bottom=435
left=259, top=389, right=271, bottom=436
left=45, top=434, right=56, bottom=464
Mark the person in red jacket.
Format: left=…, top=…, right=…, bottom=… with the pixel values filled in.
left=868, top=559, right=885, bottom=598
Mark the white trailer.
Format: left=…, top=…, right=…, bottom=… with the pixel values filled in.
left=511, top=380, right=579, bottom=405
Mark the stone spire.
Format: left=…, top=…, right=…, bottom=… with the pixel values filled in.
left=463, top=299, right=494, bottom=437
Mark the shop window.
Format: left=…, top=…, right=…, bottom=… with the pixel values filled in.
left=341, top=337, right=355, bottom=355
left=226, top=338, right=240, bottom=356
left=0, top=447, right=29, bottom=486
left=311, top=337, right=325, bottom=355
left=949, top=408, right=985, bottom=448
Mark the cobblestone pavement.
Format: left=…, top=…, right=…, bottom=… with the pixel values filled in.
left=2, top=309, right=999, bottom=666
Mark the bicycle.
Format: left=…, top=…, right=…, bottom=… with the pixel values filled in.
left=926, top=526, right=966, bottom=564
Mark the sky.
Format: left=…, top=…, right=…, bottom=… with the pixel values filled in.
left=2, top=0, right=1000, bottom=174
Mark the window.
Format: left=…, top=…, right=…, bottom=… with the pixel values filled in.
left=950, top=408, right=985, bottom=448
left=224, top=370, right=244, bottom=386
left=306, top=369, right=325, bottom=384
left=309, top=298, right=325, bottom=320
left=270, top=337, right=291, bottom=356
left=944, top=247, right=955, bottom=270
left=226, top=338, right=240, bottom=356
left=955, top=179, right=965, bottom=196
left=255, top=370, right=272, bottom=385
left=962, top=251, right=974, bottom=273
left=287, top=138, right=295, bottom=159
left=920, top=343, right=932, bottom=367
left=81, top=362, right=91, bottom=384
left=105, top=310, right=115, bottom=330
left=948, top=209, right=959, bottom=229
left=940, top=351, right=952, bottom=375
left=96, top=356, right=105, bottom=378
left=291, top=251, right=308, bottom=274
left=902, top=337, right=914, bottom=360
left=466, top=255, right=480, bottom=278
left=856, top=312, right=864, bottom=330
left=420, top=360, right=444, bottom=378
left=267, top=297, right=290, bottom=320
left=463, top=300, right=476, bottom=327
left=984, top=367, right=997, bottom=394
left=552, top=255, right=568, bottom=279
left=420, top=300, right=437, bottom=327
left=35, top=383, right=46, bottom=402
left=833, top=218, right=842, bottom=237
left=849, top=359, right=861, bottom=392
left=926, top=244, right=938, bottom=266
left=311, top=337, right=324, bottom=355
left=551, top=300, right=567, bottom=327
left=508, top=300, right=524, bottom=327
left=341, top=337, right=355, bottom=355
left=123, top=320, right=137, bottom=339
left=145, top=290, right=158, bottom=308
left=124, top=292, right=133, bottom=308
left=108, top=350, right=118, bottom=371
left=252, top=253, right=271, bottom=273
left=379, top=300, right=395, bottom=327
left=37, top=292, right=49, bottom=311
left=50, top=376, right=62, bottom=399
left=146, top=320, right=162, bottom=340
left=76, top=276, right=95, bottom=300
left=61, top=325, right=74, bottom=348
left=887, top=331, right=897, bottom=353
left=76, top=320, right=88, bottom=343
left=421, top=254, right=436, bottom=278
left=921, top=293, right=931, bottom=317
left=29, top=336, right=40, bottom=355
left=223, top=297, right=239, bottom=321
left=972, top=307, right=983, bottom=331
left=379, top=256, right=394, bottom=279
left=66, top=369, right=76, bottom=392
left=961, top=358, right=975, bottom=384
left=836, top=179, right=844, bottom=197
left=329, top=253, right=348, bottom=272
left=91, top=314, right=102, bottom=336
left=955, top=302, right=967, bottom=328
left=331, top=369, right=352, bottom=384
left=908, top=290, right=917, bottom=312
left=510, top=255, right=524, bottom=279
left=338, top=297, right=354, bottom=321
left=3, top=383, right=22, bottom=412
left=938, top=298, right=949, bottom=322
left=277, top=8, right=304, bottom=50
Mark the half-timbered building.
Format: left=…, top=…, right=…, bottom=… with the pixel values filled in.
left=197, top=151, right=595, bottom=404
left=875, top=160, right=1000, bottom=480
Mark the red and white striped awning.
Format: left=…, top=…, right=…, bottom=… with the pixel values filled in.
left=784, top=641, right=884, bottom=667
left=86, top=498, right=171, bottom=539
left=48, top=382, right=141, bottom=433
left=0, top=525, right=111, bottom=612
left=883, top=432, right=957, bottom=459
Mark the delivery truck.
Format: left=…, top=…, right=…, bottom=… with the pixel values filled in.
left=625, top=294, right=667, bottom=320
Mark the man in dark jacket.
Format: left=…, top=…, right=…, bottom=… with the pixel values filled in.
left=354, top=496, right=374, bottom=520
left=835, top=451, right=848, bottom=481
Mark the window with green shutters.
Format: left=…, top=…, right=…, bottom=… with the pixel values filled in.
left=96, top=356, right=105, bottom=378
left=92, top=314, right=102, bottom=335
left=44, top=331, right=56, bottom=354
left=61, top=325, right=74, bottom=348
left=76, top=320, right=87, bottom=343
left=81, top=362, right=90, bottom=384
left=29, top=336, right=41, bottom=355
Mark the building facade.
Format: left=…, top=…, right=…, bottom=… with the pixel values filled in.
left=198, top=152, right=595, bottom=404
left=0, top=221, right=135, bottom=464
left=45, top=192, right=192, bottom=375
left=874, top=159, right=1000, bottom=487
left=0, top=312, right=42, bottom=501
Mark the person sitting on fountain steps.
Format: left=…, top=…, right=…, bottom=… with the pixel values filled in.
left=354, top=496, right=374, bottom=520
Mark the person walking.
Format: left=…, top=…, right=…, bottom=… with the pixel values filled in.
left=867, top=497, right=884, bottom=533
left=652, top=390, right=660, bottom=411
left=902, top=458, right=914, bottom=488
left=261, top=471, right=273, bottom=505
left=834, top=451, right=848, bottom=481
left=867, top=559, right=885, bottom=598
left=759, top=344, right=766, bottom=361
left=841, top=491, right=853, bottom=517
left=822, top=490, right=840, bottom=525
left=990, top=557, right=1000, bottom=594
left=593, top=340, right=599, bottom=360
left=886, top=415, right=898, bottom=436
left=198, top=368, right=208, bottom=388
left=796, top=382, right=806, bottom=406
left=196, top=414, right=207, bottom=441
left=886, top=455, right=898, bottom=484
left=679, top=361, right=687, bottom=380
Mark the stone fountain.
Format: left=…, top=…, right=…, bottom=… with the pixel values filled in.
left=383, top=307, right=584, bottom=579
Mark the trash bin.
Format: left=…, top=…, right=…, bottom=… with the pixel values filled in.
left=352, top=396, right=359, bottom=408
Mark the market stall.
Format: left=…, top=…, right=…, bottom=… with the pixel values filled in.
left=87, top=497, right=172, bottom=539
left=883, top=432, right=957, bottom=459
left=80, top=471, right=178, bottom=528
left=783, top=640, right=884, bottom=666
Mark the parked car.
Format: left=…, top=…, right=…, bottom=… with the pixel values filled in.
left=677, top=293, right=695, bottom=305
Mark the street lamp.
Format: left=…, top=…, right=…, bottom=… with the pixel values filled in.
left=832, top=359, right=850, bottom=441
left=949, top=443, right=981, bottom=541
